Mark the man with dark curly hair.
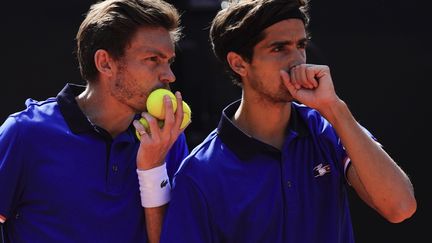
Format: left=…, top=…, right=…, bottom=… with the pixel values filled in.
left=160, top=0, right=416, bottom=242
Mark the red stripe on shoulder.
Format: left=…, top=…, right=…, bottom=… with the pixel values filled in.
left=0, top=214, right=6, bottom=223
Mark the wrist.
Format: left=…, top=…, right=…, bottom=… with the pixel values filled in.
left=319, top=99, right=356, bottom=129
left=137, top=161, right=164, bottom=171
left=137, top=163, right=171, bottom=208
left=317, top=99, right=346, bottom=121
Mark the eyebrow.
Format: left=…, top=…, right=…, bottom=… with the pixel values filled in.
left=142, top=47, right=176, bottom=61
left=267, top=37, right=309, bottom=48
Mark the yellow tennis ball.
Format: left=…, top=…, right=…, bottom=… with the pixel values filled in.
left=180, top=101, right=192, bottom=129
left=135, top=117, right=164, bottom=140
left=146, top=89, right=177, bottom=120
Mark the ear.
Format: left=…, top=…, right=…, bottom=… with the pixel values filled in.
left=227, top=51, right=247, bottom=77
left=94, top=49, right=115, bottom=77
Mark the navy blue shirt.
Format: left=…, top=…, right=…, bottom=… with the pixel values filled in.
left=0, top=83, right=189, bottom=243
left=161, top=100, right=363, bottom=243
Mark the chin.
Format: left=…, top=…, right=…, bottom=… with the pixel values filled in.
left=131, top=103, right=147, bottom=114
left=275, top=91, right=294, bottom=103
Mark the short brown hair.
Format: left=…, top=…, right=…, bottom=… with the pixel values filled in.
left=76, top=0, right=182, bottom=82
left=210, top=0, right=309, bottom=85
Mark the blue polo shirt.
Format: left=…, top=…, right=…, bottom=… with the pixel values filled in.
left=161, top=100, right=362, bottom=243
left=0, top=83, right=189, bottom=243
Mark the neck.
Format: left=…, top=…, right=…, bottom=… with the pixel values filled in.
left=76, top=82, right=135, bottom=138
left=232, top=92, right=292, bottom=149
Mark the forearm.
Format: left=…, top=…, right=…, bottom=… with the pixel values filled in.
left=136, top=164, right=171, bottom=242
left=145, top=205, right=167, bottom=243
left=320, top=99, right=416, bottom=222
left=281, top=64, right=416, bottom=221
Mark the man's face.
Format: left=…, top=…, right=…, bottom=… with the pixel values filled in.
left=244, top=18, right=307, bottom=103
left=110, top=26, right=176, bottom=112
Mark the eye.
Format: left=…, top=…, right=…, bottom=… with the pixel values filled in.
left=168, top=57, right=175, bottom=65
left=272, top=45, right=284, bottom=52
left=144, top=56, right=159, bottom=63
left=148, top=56, right=159, bottom=62
left=297, top=40, right=309, bottom=49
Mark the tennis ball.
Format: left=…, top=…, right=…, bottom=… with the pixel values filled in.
left=135, top=117, right=164, bottom=140
left=180, top=101, right=192, bottom=129
left=146, top=89, right=177, bottom=120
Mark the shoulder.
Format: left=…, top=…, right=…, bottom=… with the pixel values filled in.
left=9, top=98, right=59, bottom=125
left=1, top=97, right=62, bottom=141
left=174, top=129, right=222, bottom=181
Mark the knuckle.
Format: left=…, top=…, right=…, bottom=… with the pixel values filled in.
left=164, top=118, right=175, bottom=126
left=161, top=136, right=170, bottom=145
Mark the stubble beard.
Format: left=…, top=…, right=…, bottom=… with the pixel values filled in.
left=250, top=76, right=294, bottom=104
left=112, top=67, right=146, bottom=113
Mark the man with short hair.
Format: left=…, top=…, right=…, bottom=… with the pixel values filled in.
left=161, top=0, right=417, bottom=242
left=0, top=0, right=188, bottom=242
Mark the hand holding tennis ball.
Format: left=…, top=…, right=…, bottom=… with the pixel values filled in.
left=136, top=89, right=191, bottom=139
left=134, top=118, right=164, bottom=139
left=146, top=89, right=191, bottom=129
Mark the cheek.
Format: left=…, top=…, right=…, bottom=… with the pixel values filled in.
left=300, top=50, right=307, bottom=61
left=128, top=60, right=155, bottom=75
left=127, top=66, right=155, bottom=84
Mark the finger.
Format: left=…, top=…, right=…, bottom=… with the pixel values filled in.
left=133, top=120, right=148, bottom=139
left=307, top=64, right=330, bottom=80
left=302, top=64, right=317, bottom=89
left=162, top=94, right=175, bottom=131
left=173, top=91, right=184, bottom=130
left=305, top=65, right=319, bottom=88
left=140, top=111, right=146, bottom=119
left=280, top=69, right=290, bottom=84
left=142, top=113, right=160, bottom=141
left=297, top=64, right=312, bottom=88
left=280, top=70, right=297, bottom=97
left=293, top=64, right=314, bottom=89
left=289, top=66, right=301, bottom=89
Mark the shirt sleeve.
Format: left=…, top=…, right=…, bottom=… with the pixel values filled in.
left=341, top=124, right=380, bottom=180
left=160, top=169, right=214, bottom=243
left=0, top=117, right=26, bottom=222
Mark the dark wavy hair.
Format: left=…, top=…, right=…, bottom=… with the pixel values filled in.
left=210, top=0, right=309, bottom=86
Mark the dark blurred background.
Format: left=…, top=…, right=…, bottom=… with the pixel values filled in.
left=1, top=0, right=430, bottom=242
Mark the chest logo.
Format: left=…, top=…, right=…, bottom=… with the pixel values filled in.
left=313, top=163, right=331, bottom=177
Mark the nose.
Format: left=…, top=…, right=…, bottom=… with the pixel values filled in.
left=294, top=48, right=306, bottom=63
left=160, top=64, right=176, bottom=84
left=289, top=49, right=306, bottom=69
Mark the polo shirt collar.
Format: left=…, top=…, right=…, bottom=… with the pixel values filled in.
left=56, top=83, right=94, bottom=134
left=217, top=99, right=309, bottom=161
left=56, top=83, right=139, bottom=143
